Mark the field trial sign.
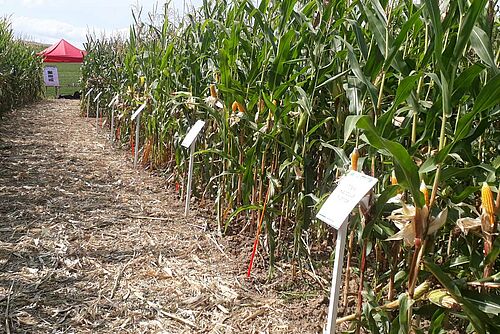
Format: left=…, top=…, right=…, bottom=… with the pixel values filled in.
left=182, top=120, right=206, bottom=148
left=316, top=170, right=378, bottom=334
left=316, top=171, right=378, bottom=229
left=43, top=67, right=59, bottom=87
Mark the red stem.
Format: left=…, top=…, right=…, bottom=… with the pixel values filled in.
left=247, top=184, right=270, bottom=278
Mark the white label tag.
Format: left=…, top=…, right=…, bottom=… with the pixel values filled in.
left=131, top=103, right=146, bottom=121
left=181, top=120, right=205, bottom=148
left=93, top=91, right=103, bottom=102
left=43, top=66, right=59, bottom=86
left=316, top=171, right=378, bottom=229
left=84, top=87, right=94, bottom=97
left=108, top=95, right=119, bottom=107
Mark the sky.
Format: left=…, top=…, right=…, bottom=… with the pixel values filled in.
left=0, top=0, right=201, bottom=49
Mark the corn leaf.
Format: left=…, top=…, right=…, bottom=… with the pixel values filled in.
left=356, top=116, right=424, bottom=208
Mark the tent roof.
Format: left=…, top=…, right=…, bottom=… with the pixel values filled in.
left=37, top=39, right=86, bottom=63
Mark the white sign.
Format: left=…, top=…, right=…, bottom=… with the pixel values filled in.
left=316, top=171, right=378, bottom=229
left=93, top=91, right=103, bottom=103
left=85, top=88, right=94, bottom=97
left=317, top=170, right=378, bottom=334
left=131, top=103, right=146, bottom=121
left=181, top=120, right=205, bottom=148
left=108, top=95, right=119, bottom=107
left=43, top=67, right=59, bottom=87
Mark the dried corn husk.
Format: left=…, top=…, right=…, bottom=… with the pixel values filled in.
left=456, top=217, right=482, bottom=235
left=387, top=207, right=447, bottom=246
left=428, top=289, right=461, bottom=310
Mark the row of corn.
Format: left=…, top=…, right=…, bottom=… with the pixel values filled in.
left=0, top=18, right=43, bottom=113
left=81, top=0, right=500, bottom=332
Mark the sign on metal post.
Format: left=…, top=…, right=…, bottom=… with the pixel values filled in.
left=43, top=66, right=59, bottom=87
left=316, top=171, right=377, bottom=334
left=131, top=103, right=146, bottom=169
left=181, top=120, right=205, bottom=216
left=94, top=91, right=103, bottom=131
left=85, top=88, right=94, bottom=118
left=181, top=120, right=205, bottom=148
left=108, top=95, right=118, bottom=142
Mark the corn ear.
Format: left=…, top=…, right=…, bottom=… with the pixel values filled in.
left=351, top=148, right=359, bottom=171
left=210, top=84, right=217, bottom=98
left=232, top=101, right=245, bottom=113
left=428, top=289, right=460, bottom=310
left=420, top=180, right=429, bottom=207
left=391, top=170, right=398, bottom=185
left=481, top=182, right=496, bottom=276
left=481, top=182, right=495, bottom=226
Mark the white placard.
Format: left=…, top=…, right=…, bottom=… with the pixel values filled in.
left=319, top=171, right=377, bottom=334
left=131, top=103, right=146, bottom=121
left=316, top=171, right=378, bottom=229
left=93, top=91, right=103, bottom=102
left=84, top=87, right=94, bottom=97
left=181, top=120, right=206, bottom=148
left=108, top=95, right=119, bottom=107
left=43, top=67, right=59, bottom=87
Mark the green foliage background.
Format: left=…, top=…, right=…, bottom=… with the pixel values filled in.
left=81, top=0, right=500, bottom=332
left=0, top=18, right=43, bottom=113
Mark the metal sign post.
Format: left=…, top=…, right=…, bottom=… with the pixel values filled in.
left=108, top=95, right=118, bottom=142
left=181, top=120, right=206, bottom=216
left=325, top=220, right=348, bottom=334
left=43, top=66, right=59, bottom=98
left=185, top=139, right=196, bottom=215
left=85, top=88, right=94, bottom=118
left=94, top=91, right=103, bottom=131
left=131, top=103, right=146, bottom=169
left=316, top=171, right=378, bottom=333
left=110, top=108, right=114, bottom=141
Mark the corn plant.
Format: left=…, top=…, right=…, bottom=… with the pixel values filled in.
left=0, top=18, right=43, bottom=113
left=81, top=0, right=500, bottom=332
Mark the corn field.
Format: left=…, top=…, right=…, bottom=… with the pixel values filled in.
left=81, top=0, right=500, bottom=332
left=0, top=18, right=43, bottom=113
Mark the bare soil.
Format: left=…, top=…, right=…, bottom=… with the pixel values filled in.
left=0, top=100, right=331, bottom=333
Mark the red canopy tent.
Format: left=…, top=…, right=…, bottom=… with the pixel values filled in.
left=37, top=39, right=86, bottom=63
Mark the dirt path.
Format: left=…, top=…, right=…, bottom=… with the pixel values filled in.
left=0, top=100, right=326, bottom=333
